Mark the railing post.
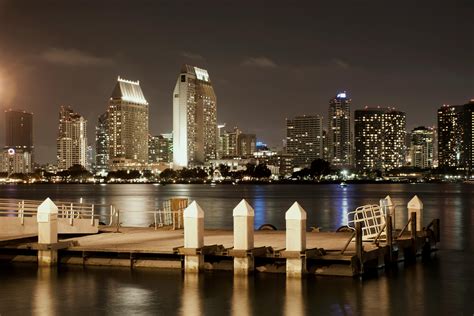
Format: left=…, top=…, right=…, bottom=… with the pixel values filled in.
left=407, top=195, right=423, bottom=232
left=232, top=199, right=255, bottom=275
left=183, top=201, right=204, bottom=273
left=285, top=202, right=307, bottom=277
left=355, top=222, right=364, bottom=274
left=37, top=198, right=59, bottom=267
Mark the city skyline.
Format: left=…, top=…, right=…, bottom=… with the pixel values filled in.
left=0, top=1, right=471, bottom=163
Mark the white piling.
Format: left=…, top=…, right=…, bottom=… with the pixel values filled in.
left=37, top=198, right=59, bottom=266
left=183, top=201, right=204, bottom=272
left=285, top=202, right=307, bottom=277
left=382, top=195, right=395, bottom=228
left=407, top=195, right=423, bottom=231
left=233, top=199, right=255, bottom=274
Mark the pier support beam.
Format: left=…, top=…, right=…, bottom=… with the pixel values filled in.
left=285, top=202, right=307, bottom=278
left=407, top=195, right=423, bottom=231
left=37, top=198, right=59, bottom=267
left=233, top=199, right=255, bottom=275
left=183, top=201, right=204, bottom=273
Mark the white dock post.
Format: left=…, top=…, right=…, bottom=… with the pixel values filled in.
left=407, top=195, right=423, bottom=231
left=382, top=195, right=395, bottom=228
left=285, top=202, right=307, bottom=277
left=233, top=199, right=255, bottom=275
left=37, top=198, right=59, bottom=266
left=183, top=201, right=204, bottom=273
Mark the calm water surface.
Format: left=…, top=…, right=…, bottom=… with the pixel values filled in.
left=0, top=183, right=473, bottom=315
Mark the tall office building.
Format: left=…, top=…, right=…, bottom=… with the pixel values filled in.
left=57, top=106, right=87, bottom=170
left=237, top=134, right=257, bottom=157
left=328, top=92, right=352, bottom=167
left=95, top=112, right=108, bottom=172
left=221, top=127, right=241, bottom=158
left=1, top=109, right=34, bottom=174
left=437, top=105, right=465, bottom=169
left=149, top=134, right=173, bottom=163
left=173, top=65, right=217, bottom=168
left=464, top=100, right=474, bottom=175
left=107, top=77, right=149, bottom=169
left=354, top=107, right=406, bottom=171
left=286, top=115, right=324, bottom=167
left=410, top=126, right=434, bottom=169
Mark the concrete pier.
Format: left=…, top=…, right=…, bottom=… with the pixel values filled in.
left=37, top=198, right=58, bottom=266
left=232, top=199, right=255, bottom=275
left=183, top=201, right=204, bottom=273
left=285, top=202, right=307, bottom=277
left=408, top=195, right=423, bottom=231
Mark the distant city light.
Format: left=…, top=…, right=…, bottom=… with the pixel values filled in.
left=337, top=92, right=347, bottom=98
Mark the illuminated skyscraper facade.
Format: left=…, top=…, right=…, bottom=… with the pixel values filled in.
left=410, top=126, right=434, bottom=169
left=173, top=65, right=217, bottom=168
left=286, top=115, right=323, bottom=167
left=57, top=106, right=87, bottom=170
left=328, top=93, right=352, bottom=167
left=237, top=133, right=257, bottom=157
left=1, top=109, right=34, bottom=174
left=107, top=77, right=149, bottom=169
left=464, top=101, right=474, bottom=175
left=437, top=105, right=464, bottom=169
left=355, top=108, right=406, bottom=171
left=95, top=112, right=108, bottom=172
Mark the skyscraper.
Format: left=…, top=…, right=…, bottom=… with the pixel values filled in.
left=437, top=105, right=464, bottom=169
left=286, top=115, right=323, bottom=167
left=107, top=77, right=149, bottom=169
left=328, top=92, right=352, bottom=167
left=149, top=134, right=173, bottom=163
left=57, top=106, right=87, bottom=170
left=1, top=109, right=34, bottom=174
left=410, top=126, right=434, bottom=169
left=464, top=100, right=474, bottom=176
left=95, top=112, right=108, bottom=172
left=354, top=107, right=406, bottom=171
left=173, top=65, right=217, bottom=168
left=221, top=127, right=241, bottom=158
left=237, top=133, right=257, bottom=157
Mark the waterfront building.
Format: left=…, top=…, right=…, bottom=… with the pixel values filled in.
left=95, top=112, right=109, bottom=172
left=410, top=126, right=434, bottom=169
left=107, top=77, right=149, bottom=170
left=286, top=115, right=323, bottom=168
left=221, top=127, right=241, bottom=158
left=328, top=92, right=352, bottom=167
left=354, top=107, right=406, bottom=171
left=463, top=100, right=474, bottom=175
left=173, top=65, right=217, bottom=168
left=437, top=104, right=465, bottom=169
left=253, top=150, right=294, bottom=176
left=1, top=109, right=34, bottom=174
left=149, top=134, right=173, bottom=163
left=56, top=106, right=87, bottom=170
left=237, top=133, right=256, bottom=157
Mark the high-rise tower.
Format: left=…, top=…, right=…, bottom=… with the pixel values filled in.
left=437, top=104, right=464, bottom=169
left=95, top=112, right=109, bottom=172
left=57, top=106, right=87, bottom=170
left=328, top=92, right=352, bottom=167
left=173, top=65, right=217, bottom=168
left=107, top=77, right=149, bottom=169
left=286, top=115, right=324, bottom=167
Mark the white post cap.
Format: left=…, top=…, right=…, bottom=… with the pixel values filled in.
left=184, top=201, right=204, bottom=218
left=233, top=199, right=254, bottom=217
left=38, top=198, right=58, bottom=214
left=285, top=202, right=307, bottom=220
left=408, top=195, right=423, bottom=209
left=384, top=195, right=394, bottom=206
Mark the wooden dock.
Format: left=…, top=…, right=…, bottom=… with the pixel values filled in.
left=0, top=221, right=439, bottom=277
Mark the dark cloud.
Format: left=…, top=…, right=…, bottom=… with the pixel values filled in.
left=333, top=58, right=350, bottom=69
left=179, top=51, right=205, bottom=61
left=40, top=48, right=114, bottom=67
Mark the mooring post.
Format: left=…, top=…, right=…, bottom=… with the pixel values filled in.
left=383, top=195, right=395, bottom=229
left=37, top=198, right=59, bottom=267
left=233, top=199, right=255, bottom=275
left=407, top=195, right=423, bottom=232
left=183, top=201, right=204, bottom=273
left=355, top=222, right=364, bottom=274
left=386, top=214, right=393, bottom=263
left=285, top=202, right=307, bottom=277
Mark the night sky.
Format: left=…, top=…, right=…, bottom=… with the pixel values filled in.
left=0, top=0, right=472, bottom=163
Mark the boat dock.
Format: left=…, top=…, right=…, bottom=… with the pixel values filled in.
left=0, top=196, right=440, bottom=277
